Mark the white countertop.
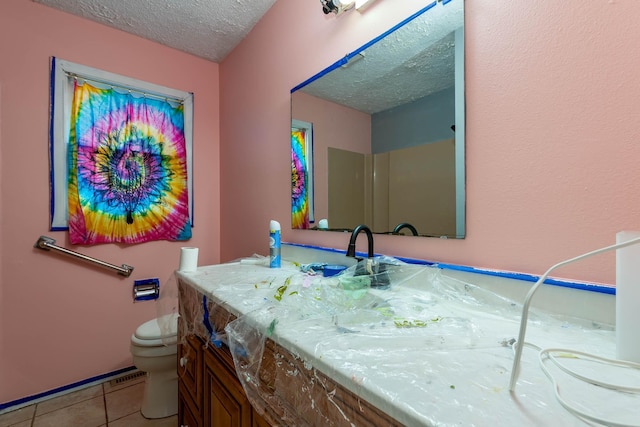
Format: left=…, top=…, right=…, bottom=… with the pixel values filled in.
left=177, top=259, right=638, bottom=426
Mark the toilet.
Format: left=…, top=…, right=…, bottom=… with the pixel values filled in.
left=130, top=314, right=178, bottom=419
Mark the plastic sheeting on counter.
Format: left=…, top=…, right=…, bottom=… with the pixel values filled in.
left=175, top=257, right=639, bottom=426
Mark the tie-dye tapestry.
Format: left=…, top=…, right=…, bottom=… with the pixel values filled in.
left=291, top=129, right=310, bottom=229
left=68, top=81, right=191, bottom=244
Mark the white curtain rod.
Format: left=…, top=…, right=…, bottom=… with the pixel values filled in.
left=64, top=71, right=185, bottom=105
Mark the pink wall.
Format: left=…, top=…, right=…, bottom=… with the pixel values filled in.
left=220, top=0, right=640, bottom=286
left=0, top=0, right=220, bottom=403
left=3, top=0, right=639, bottom=407
left=292, top=91, right=371, bottom=224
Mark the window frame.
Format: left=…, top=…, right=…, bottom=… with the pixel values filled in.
left=49, top=57, right=195, bottom=230
left=291, top=119, right=314, bottom=225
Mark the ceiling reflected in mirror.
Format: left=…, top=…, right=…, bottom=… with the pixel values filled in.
left=291, top=0, right=465, bottom=239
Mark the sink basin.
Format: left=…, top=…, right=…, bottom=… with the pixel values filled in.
left=351, top=256, right=425, bottom=289
left=354, top=259, right=391, bottom=289
left=203, top=259, right=505, bottom=343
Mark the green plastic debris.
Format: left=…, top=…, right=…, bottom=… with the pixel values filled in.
left=273, top=284, right=288, bottom=301
left=267, top=319, right=278, bottom=336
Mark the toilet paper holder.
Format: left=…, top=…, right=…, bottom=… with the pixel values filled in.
left=133, top=278, right=160, bottom=302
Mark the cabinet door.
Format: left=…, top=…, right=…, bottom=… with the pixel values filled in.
left=178, top=334, right=203, bottom=409
left=179, top=384, right=201, bottom=427
left=252, top=409, right=271, bottom=427
left=204, top=347, right=252, bottom=427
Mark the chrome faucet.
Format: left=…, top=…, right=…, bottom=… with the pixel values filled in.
left=346, top=224, right=374, bottom=258
left=392, top=222, right=419, bottom=236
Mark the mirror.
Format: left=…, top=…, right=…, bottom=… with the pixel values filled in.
left=291, top=0, right=465, bottom=238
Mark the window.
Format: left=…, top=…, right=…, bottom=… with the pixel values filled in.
left=291, top=119, right=314, bottom=228
left=49, top=57, right=194, bottom=243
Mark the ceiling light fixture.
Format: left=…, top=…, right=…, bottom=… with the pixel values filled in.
left=321, top=0, right=354, bottom=15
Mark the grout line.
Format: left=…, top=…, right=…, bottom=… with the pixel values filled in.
left=0, top=377, right=167, bottom=427
left=30, top=402, right=36, bottom=427
left=102, top=383, right=109, bottom=427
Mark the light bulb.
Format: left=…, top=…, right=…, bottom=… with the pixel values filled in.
left=356, top=0, right=376, bottom=11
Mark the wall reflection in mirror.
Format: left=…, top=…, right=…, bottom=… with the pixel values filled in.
left=291, top=0, right=465, bottom=238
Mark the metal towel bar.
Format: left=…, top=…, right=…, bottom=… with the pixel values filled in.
left=34, top=236, right=134, bottom=277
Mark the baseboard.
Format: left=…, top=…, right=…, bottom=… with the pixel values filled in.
left=0, top=366, right=138, bottom=414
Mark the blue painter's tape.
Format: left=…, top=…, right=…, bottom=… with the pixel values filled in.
left=436, top=263, right=616, bottom=295
left=133, top=278, right=160, bottom=301
left=202, top=296, right=223, bottom=347
left=202, top=295, right=214, bottom=336
left=282, top=242, right=615, bottom=295
left=0, top=366, right=137, bottom=412
left=49, top=57, right=58, bottom=231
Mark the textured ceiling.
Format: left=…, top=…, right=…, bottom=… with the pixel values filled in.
left=297, top=1, right=464, bottom=114
left=34, top=0, right=464, bottom=113
left=32, top=0, right=277, bottom=62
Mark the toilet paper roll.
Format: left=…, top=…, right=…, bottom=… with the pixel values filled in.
left=133, top=288, right=158, bottom=301
left=179, top=247, right=199, bottom=272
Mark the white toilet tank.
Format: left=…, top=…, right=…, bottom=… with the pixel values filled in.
left=132, top=315, right=178, bottom=347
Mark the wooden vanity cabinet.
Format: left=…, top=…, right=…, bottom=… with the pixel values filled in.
left=178, top=332, right=203, bottom=427
left=178, top=327, right=271, bottom=427
left=177, top=281, right=271, bottom=427
left=204, top=340, right=254, bottom=426
left=177, top=280, right=403, bottom=427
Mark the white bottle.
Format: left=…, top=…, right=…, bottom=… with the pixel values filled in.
left=616, top=231, right=640, bottom=363
left=269, top=220, right=281, bottom=268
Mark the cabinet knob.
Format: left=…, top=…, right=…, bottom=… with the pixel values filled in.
left=179, top=356, right=189, bottom=367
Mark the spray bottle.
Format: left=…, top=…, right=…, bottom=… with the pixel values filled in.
left=269, top=220, right=281, bottom=268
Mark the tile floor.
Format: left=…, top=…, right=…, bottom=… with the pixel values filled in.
left=0, top=376, right=177, bottom=427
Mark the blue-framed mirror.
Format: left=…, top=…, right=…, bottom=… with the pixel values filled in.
left=291, top=0, right=465, bottom=238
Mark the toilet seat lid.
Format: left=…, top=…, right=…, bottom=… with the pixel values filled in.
left=134, top=315, right=178, bottom=341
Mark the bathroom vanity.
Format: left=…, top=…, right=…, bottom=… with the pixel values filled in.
left=176, top=286, right=272, bottom=427
left=176, top=272, right=401, bottom=426
left=175, top=250, right=634, bottom=426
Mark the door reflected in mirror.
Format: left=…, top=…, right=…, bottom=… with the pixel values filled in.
left=291, top=0, right=465, bottom=238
